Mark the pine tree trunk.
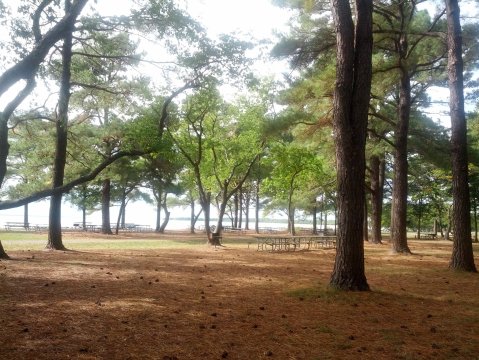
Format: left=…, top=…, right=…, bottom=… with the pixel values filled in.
left=101, top=179, right=113, bottom=235
left=370, top=155, right=384, bottom=243
left=239, top=188, right=243, bottom=229
left=47, top=5, right=72, bottom=251
left=363, top=199, right=369, bottom=241
left=23, top=204, right=29, bottom=229
left=446, top=0, right=477, bottom=271
left=390, top=63, right=412, bottom=254
left=255, top=181, right=260, bottom=234
left=329, top=0, right=372, bottom=291
left=244, top=191, right=250, bottom=230
left=0, top=240, right=9, bottom=259
left=233, top=193, right=239, bottom=228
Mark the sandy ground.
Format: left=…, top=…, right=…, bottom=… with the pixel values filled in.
left=0, top=234, right=478, bottom=359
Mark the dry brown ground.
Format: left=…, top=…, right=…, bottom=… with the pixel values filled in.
left=0, top=233, right=478, bottom=360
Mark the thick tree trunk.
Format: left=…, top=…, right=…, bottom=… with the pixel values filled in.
left=101, top=179, right=113, bottom=234
left=0, top=240, right=9, bottom=259
left=446, top=0, right=477, bottom=271
left=329, top=0, right=372, bottom=291
left=473, top=198, right=478, bottom=242
left=391, top=63, right=412, bottom=254
left=370, top=155, right=384, bottom=243
left=363, top=198, right=369, bottom=241
left=47, top=5, right=73, bottom=251
left=255, top=181, right=260, bottom=234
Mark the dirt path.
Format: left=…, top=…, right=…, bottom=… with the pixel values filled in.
left=0, top=237, right=478, bottom=359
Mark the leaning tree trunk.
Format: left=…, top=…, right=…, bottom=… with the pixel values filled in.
left=446, top=0, right=477, bottom=271
left=329, top=0, right=372, bottom=291
left=159, top=194, right=170, bottom=233
left=47, top=6, right=73, bottom=250
left=101, top=179, right=113, bottom=235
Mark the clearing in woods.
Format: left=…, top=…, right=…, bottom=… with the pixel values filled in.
left=0, top=231, right=478, bottom=359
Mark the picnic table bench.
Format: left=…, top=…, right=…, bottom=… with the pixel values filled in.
left=422, top=233, right=437, bottom=239
left=254, top=235, right=336, bottom=251
left=223, top=226, right=245, bottom=234
left=4, top=222, right=30, bottom=230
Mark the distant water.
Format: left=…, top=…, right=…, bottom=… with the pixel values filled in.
left=0, top=200, right=320, bottom=232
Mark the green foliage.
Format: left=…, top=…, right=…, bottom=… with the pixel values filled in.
left=262, top=141, right=327, bottom=214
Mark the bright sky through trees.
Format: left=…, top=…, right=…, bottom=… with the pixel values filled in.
left=0, top=0, right=293, bottom=228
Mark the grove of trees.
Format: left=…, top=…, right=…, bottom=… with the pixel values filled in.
left=0, top=0, right=477, bottom=288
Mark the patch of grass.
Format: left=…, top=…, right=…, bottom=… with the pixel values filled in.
left=287, top=285, right=342, bottom=302
left=62, top=237, right=207, bottom=250
left=0, top=233, right=209, bottom=251
left=315, top=324, right=335, bottom=334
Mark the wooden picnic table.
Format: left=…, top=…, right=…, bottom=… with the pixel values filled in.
left=4, top=222, right=30, bottom=230
left=254, top=235, right=336, bottom=251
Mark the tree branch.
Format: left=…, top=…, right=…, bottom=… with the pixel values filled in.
left=0, top=150, right=144, bottom=210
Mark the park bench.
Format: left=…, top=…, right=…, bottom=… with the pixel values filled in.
left=4, top=222, right=30, bottom=231
left=422, top=233, right=437, bottom=240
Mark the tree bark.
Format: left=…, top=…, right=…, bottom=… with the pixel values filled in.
left=23, top=204, right=29, bottom=229
left=329, top=0, right=372, bottom=291
left=244, top=190, right=250, bottom=230
left=389, top=1, right=413, bottom=254
left=0, top=239, right=9, bottom=259
left=101, top=179, right=113, bottom=234
left=255, top=180, right=260, bottom=234
left=390, top=64, right=412, bottom=253
left=47, top=0, right=73, bottom=250
left=0, top=0, right=88, bottom=187
left=159, top=194, right=170, bottom=233
left=369, top=155, right=384, bottom=244
left=233, top=193, right=239, bottom=228
left=446, top=0, right=477, bottom=271
left=155, top=188, right=162, bottom=232
left=363, top=198, right=369, bottom=241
